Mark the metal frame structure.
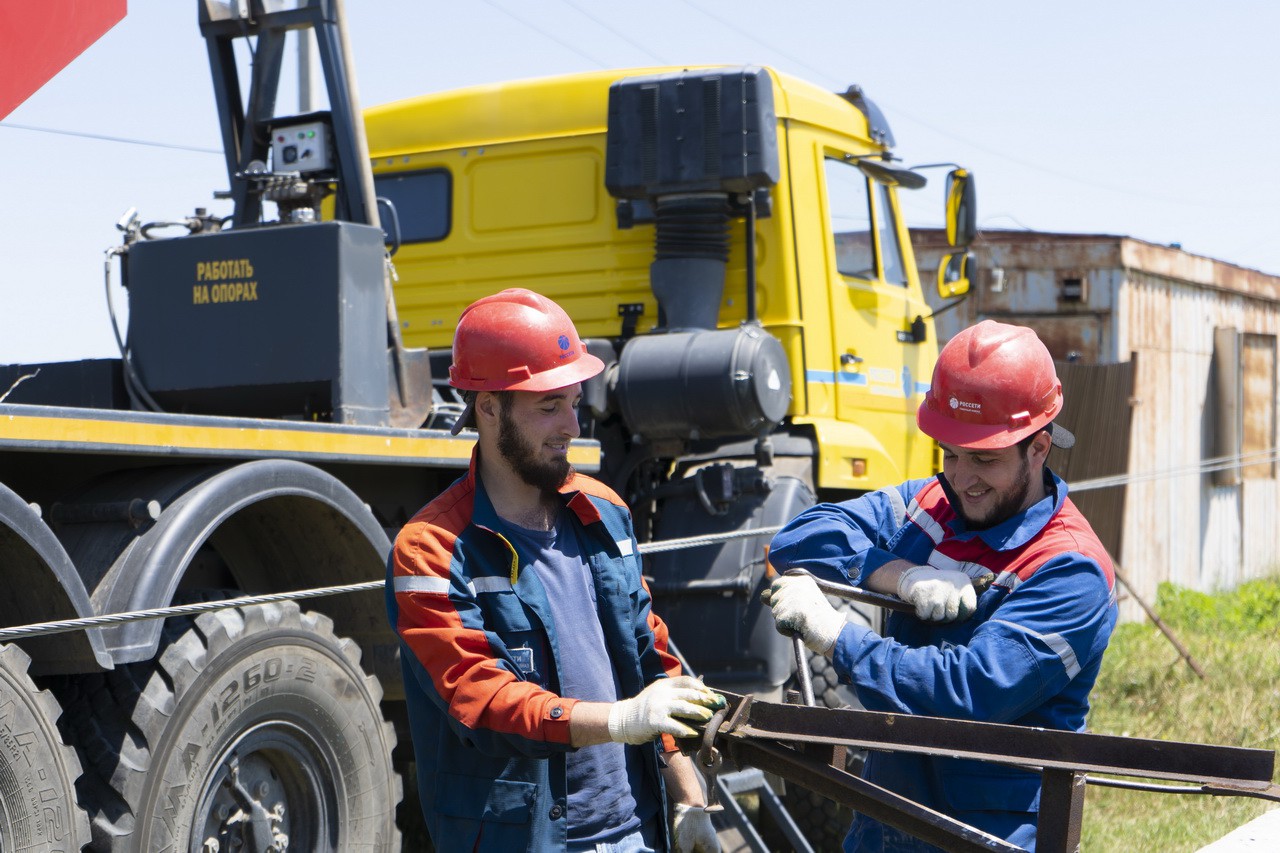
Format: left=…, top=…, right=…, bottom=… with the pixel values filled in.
left=693, top=691, right=1280, bottom=853
left=198, top=0, right=376, bottom=227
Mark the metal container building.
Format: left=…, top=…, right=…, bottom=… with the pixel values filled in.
left=914, top=230, right=1280, bottom=621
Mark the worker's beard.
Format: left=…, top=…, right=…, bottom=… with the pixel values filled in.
left=954, top=453, right=1034, bottom=531
left=497, top=404, right=574, bottom=494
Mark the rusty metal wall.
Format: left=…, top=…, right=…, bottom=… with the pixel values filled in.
left=1243, top=478, right=1279, bottom=579
left=1119, top=270, right=1280, bottom=617
left=914, top=230, right=1124, bottom=363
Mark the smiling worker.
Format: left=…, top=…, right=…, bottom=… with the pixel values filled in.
left=763, top=319, right=1117, bottom=852
left=389, top=288, right=722, bottom=853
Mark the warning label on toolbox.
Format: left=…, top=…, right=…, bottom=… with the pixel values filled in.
left=192, top=257, right=258, bottom=304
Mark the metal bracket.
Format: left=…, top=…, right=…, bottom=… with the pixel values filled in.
left=617, top=302, right=645, bottom=340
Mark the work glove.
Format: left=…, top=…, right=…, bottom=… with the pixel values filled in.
left=897, top=566, right=978, bottom=622
left=760, top=574, right=846, bottom=656
left=607, top=676, right=726, bottom=745
left=672, top=802, right=720, bottom=853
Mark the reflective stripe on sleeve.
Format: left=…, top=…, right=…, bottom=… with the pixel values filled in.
left=990, top=618, right=1081, bottom=679
left=394, top=576, right=451, bottom=595
left=907, top=498, right=946, bottom=544
left=470, top=576, right=514, bottom=594
left=994, top=570, right=1022, bottom=592
left=926, top=550, right=995, bottom=584
left=879, top=486, right=908, bottom=528
left=395, top=574, right=514, bottom=596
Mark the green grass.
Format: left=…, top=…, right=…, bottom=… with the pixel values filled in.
left=1081, top=577, right=1280, bottom=851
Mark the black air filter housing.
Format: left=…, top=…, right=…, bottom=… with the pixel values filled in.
left=615, top=325, right=791, bottom=441
left=605, top=67, right=780, bottom=199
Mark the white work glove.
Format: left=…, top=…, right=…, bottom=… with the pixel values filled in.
left=607, top=676, right=725, bottom=745
left=897, top=566, right=977, bottom=622
left=672, top=802, right=720, bottom=853
left=760, top=574, right=846, bottom=655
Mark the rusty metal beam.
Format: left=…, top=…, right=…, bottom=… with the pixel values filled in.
left=1037, top=770, right=1086, bottom=853
left=717, top=694, right=1276, bottom=792
left=726, top=738, right=1025, bottom=853
left=695, top=693, right=1280, bottom=852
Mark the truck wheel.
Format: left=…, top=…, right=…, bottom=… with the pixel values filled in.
left=780, top=597, right=876, bottom=851
left=0, top=643, right=90, bottom=853
left=64, top=601, right=401, bottom=852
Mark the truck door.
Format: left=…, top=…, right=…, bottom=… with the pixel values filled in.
left=820, top=153, right=922, bottom=475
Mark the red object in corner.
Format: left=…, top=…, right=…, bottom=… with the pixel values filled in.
left=0, top=0, right=128, bottom=119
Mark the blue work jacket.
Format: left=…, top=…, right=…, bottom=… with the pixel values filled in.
left=387, top=453, right=680, bottom=852
left=769, top=470, right=1117, bottom=852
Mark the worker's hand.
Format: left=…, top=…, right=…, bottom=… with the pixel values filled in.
left=760, top=574, right=845, bottom=655
left=672, top=802, right=720, bottom=853
left=897, top=566, right=978, bottom=622
left=607, top=676, right=726, bottom=745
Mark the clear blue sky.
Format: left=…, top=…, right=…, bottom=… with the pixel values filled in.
left=3, top=0, right=1278, bottom=363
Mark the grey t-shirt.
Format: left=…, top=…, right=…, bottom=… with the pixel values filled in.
left=505, top=516, right=658, bottom=844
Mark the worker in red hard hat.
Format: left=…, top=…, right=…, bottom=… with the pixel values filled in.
left=388, top=288, right=723, bottom=853
left=763, top=319, right=1117, bottom=852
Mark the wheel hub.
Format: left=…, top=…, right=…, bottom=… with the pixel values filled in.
left=195, top=723, right=335, bottom=852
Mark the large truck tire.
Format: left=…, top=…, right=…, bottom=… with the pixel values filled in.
left=64, top=601, right=401, bottom=852
left=780, top=597, right=877, bottom=851
left=0, top=643, right=90, bottom=852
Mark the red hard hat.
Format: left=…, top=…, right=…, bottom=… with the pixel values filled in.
left=449, top=288, right=604, bottom=393
left=917, top=320, right=1063, bottom=449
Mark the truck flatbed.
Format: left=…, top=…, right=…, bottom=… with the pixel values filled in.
left=0, top=403, right=602, bottom=470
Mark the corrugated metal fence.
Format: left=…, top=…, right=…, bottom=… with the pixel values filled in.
left=1051, top=358, right=1137, bottom=568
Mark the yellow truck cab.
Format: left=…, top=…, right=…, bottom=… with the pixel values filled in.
left=366, top=66, right=972, bottom=495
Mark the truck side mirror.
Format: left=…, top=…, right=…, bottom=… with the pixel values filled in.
left=937, top=251, right=974, bottom=299
left=945, top=169, right=976, bottom=247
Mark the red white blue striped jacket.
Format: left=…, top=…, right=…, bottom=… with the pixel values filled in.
left=387, top=450, right=681, bottom=851
left=769, top=470, right=1116, bottom=851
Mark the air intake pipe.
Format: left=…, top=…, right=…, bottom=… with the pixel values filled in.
left=604, top=67, right=791, bottom=444
left=649, top=193, right=733, bottom=331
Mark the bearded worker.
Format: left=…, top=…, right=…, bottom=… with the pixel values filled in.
left=388, top=288, right=722, bottom=853
left=763, top=319, right=1117, bottom=852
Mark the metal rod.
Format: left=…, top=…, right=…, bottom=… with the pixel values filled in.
left=726, top=737, right=1025, bottom=853
left=792, top=636, right=815, bottom=706
left=783, top=568, right=915, bottom=613
left=1085, top=775, right=1280, bottom=800
left=744, top=193, right=758, bottom=323
left=645, top=576, right=754, bottom=596
left=1113, top=562, right=1207, bottom=679
left=49, top=498, right=159, bottom=527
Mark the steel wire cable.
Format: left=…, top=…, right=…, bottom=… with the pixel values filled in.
left=1, top=444, right=1276, bottom=641
left=0, top=524, right=786, bottom=641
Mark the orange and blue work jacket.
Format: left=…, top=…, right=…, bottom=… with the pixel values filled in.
left=769, top=469, right=1117, bottom=852
left=386, top=451, right=682, bottom=852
